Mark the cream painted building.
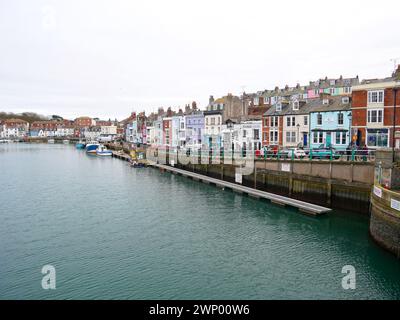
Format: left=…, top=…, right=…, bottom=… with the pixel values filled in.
left=278, top=99, right=310, bottom=148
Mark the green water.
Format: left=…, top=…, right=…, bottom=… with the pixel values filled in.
left=0, top=143, right=399, bottom=300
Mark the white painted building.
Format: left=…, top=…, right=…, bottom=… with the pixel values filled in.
left=101, top=125, right=117, bottom=136
left=55, top=127, right=74, bottom=137
left=221, top=120, right=262, bottom=154
left=282, top=106, right=310, bottom=148
left=146, top=126, right=155, bottom=145
left=171, top=115, right=185, bottom=148
left=0, top=119, right=29, bottom=138
left=153, top=118, right=163, bottom=146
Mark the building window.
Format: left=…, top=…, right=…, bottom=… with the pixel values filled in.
left=286, top=116, right=295, bottom=127
left=313, top=132, right=324, bottom=144
left=335, top=132, right=346, bottom=145
left=338, top=113, right=344, bottom=125
left=344, top=87, right=352, bottom=94
left=330, top=88, right=335, bottom=95
left=293, top=101, right=299, bottom=111
left=366, top=129, right=389, bottom=148
left=304, top=116, right=308, bottom=126
left=317, top=114, right=323, bottom=125
left=270, top=130, right=278, bottom=144
left=367, top=109, right=383, bottom=124
left=243, top=130, right=246, bottom=138
left=253, top=129, right=259, bottom=140
left=314, top=89, right=319, bottom=95
left=368, top=90, right=384, bottom=103
left=276, top=102, right=282, bottom=112
left=263, top=118, right=268, bottom=127
left=263, top=132, right=268, bottom=141
left=286, top=132, right=296, bottom=143
left=211, top=117, right=215, bottom=125
left=271, top=116, right=279, bottom=127
left=342, top=96, right=350, bottom=104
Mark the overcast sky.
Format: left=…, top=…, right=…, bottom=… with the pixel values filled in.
left=0, top=0, right=399, bottom=120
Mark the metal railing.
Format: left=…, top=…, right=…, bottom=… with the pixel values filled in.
left=148, top=147, right=376, bottom=163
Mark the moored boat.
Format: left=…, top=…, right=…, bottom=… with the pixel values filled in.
left=76, top=141, right=86, bottom=149
left=85, top=141, right=100, bottom=153
left=63, top=139, right=69, bottom=145
left=48, top=139, right=55, bottom=144
left=96, top=145, right=112, bottom=156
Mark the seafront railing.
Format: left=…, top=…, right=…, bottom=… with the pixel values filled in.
left=150, top=147, right=376, bottom=163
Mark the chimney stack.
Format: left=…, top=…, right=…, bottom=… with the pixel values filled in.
left=393, top=65, right=400, bottom=80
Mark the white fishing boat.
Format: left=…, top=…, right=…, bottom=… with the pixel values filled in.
left=96, top=145, right=112, bottom=156
left=63, top=139, right=69, bottom=145
left=85, top=141, right=100, bottom=153
left=48, top=139, right=55, bottom=144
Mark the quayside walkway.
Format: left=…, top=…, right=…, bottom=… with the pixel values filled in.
left=149, top=162, right=331, bottom=216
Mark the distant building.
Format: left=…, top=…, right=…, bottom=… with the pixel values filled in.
left=185, top=112, right=204, bottom=147
left=207, top=93, right=245, bottom=122
left=171, top=115, right=185, bottom=148
left=162, top=117, right=172, bottom=146
left=1, top=119, right=29, bottom=138
left=74, top=117, right=95, bottom=127
left=203, top=110, right=223, bottom=149
left=351, top=66, right=400, bottom=149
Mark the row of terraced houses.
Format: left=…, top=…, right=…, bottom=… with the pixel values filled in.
left=0, top=117, right=121, bottom=140
left=2, top=67, right=399, bottom=151
left=125, top=66, right=400, bottom=152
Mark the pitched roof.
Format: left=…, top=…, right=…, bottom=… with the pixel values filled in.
left=264, top=96, right=350, bottom=116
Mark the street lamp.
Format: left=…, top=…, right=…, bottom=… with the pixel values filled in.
left=348, top=112, right=353, bottom=146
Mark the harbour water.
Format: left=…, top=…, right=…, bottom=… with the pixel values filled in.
left=0, top=144, right=399, bottom=299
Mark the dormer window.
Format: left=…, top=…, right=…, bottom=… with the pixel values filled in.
left=292, top=100, right=299, bottom=111
left=276, top=102, right=282, bottom=112
left=323, top=99, right=329, bottom=105
left=330, top=80, right=336, bottom=86
left=342, top=96, right=350, bottom=104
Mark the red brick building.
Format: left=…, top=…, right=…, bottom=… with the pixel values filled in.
left=351, top=66, right=400, bottom=149
left=162, top=117, right=171, bottom=146
left=74, top=117, right=93, bottom=127
left=262, top=114, right=283, bottom=147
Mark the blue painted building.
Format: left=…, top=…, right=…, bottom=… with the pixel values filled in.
left=185, top=112, right=204, bottom=148
left=309, top=96, right=352, bottom=151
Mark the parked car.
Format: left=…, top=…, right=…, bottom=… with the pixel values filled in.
left=285, top=148, right=307, bottom=159
left=311, top=144, right=340, bottom=159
